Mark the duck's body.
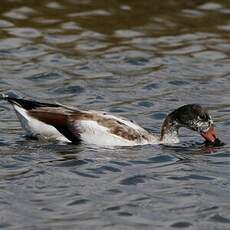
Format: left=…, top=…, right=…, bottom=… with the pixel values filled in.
left=15, top=104, right=158, bottom=146
left=1, top=92, right=218, bottom=146
left=2, top=93, right=159, bottom=146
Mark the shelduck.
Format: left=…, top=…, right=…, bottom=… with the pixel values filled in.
left=1, top=92, right=220, bottom=146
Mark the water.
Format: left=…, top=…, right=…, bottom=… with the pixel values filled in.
left=0, top=0, right=230, bottom=229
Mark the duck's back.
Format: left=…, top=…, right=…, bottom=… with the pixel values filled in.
left=71, top=111, right=157, bottom=146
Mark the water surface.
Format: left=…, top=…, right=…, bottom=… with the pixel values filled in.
left=0, top=0, right=230, bottom=229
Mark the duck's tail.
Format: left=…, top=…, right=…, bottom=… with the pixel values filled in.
left=0, top=91, right=59, bottom=110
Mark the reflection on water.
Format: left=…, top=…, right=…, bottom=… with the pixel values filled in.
left=0, top=0, right=230, bottom=229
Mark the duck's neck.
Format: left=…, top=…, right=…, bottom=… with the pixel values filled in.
left=160, top=115, right=180, bottom=144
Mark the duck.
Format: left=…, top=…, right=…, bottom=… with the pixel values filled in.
left=0, top=92, right=219, bottom=147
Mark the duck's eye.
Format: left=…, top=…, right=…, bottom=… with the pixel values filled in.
left=198, top=114, right=206, bottom=120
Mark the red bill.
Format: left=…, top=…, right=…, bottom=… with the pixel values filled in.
left=200, top=125, right=216, bottom=143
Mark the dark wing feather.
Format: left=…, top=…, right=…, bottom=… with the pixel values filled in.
left=1, top=93, right=81, bottom=143
left=6, top=97, right=59, bottom=110
left=28, top=107, right=81, bottom=143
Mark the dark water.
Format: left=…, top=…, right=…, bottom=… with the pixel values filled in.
left=0, top=0, right=230, bottom=229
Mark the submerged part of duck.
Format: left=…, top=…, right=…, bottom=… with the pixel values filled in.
left=204, top=138, right=224, bottom=147
left=0, top=92, right=223, bottom=147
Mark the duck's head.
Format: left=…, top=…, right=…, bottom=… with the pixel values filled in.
left=160, top=104, right=219, bottom=144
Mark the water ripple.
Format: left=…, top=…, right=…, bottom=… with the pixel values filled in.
left=0, top=0, right=229, bottom=229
